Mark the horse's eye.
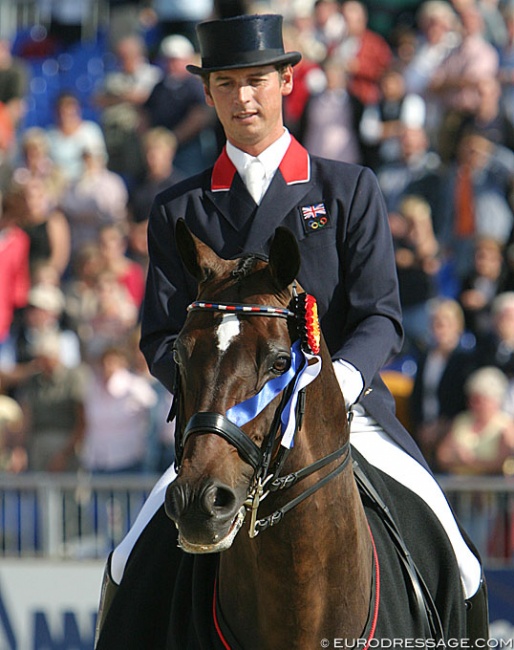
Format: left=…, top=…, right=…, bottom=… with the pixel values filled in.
left=272, top=355, right=290, bottom=374
left=172, top=347, right=181, bottom=366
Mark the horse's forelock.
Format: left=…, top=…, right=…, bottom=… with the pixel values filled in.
left=231, top=253, right=268, bottom=282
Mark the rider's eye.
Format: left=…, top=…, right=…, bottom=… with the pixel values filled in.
left=272, top=356, right=290, bottom=374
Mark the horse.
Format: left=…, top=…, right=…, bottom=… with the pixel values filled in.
left=95, top=220, right=470, bottom=649
left=165, top=221, right=464, bottom=650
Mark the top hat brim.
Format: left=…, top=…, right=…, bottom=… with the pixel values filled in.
left=186, top=51, right=302, bottom=75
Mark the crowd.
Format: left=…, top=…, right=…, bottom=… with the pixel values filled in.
left=1, top=0, right=514, bottom=493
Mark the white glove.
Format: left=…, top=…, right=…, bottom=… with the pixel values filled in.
left=333, top=359, right=364, bottom=409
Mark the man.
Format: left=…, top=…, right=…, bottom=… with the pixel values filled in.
left=143, top=34, right=217, bottom=176
left=95, top=14, right=486, bottom=648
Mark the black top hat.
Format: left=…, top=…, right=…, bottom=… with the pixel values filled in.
left=186, top=14, right=302, bottom=75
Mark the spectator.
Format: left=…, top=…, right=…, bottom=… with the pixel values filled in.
left=359, top=64, right=426, bottom=170
left=409, top=298, right=476, bottom=470
left=402, top=0, right=459, bottom=145
left=0, top=394, right=26, bottom=473
left=16, top=330, right=86, bottom=472
left=128, top=127, right=185, bottom=224
left=428, top=3, right=499, bottom=162
left=300, top=56, right=362, bottom=164
left=498, top=5, right=514, bottom=121
left=465, top=77, right=514, bottom=151
left=311, top=0, right=347, bottom=56
left=393, top=195, right=441, bottom=353
left=376, top=125, right=447, bottom=239
left=474, top=292, right=514, bottom=400
left=436, top=366, right=514, bottom=475
left=288, top=4, right=331, bottom=65
left=46, top=92, right=108, bottom=183
left=37, top=0, right=94, bottom=50
left=79, top=345, right=157, bottom=474
left=127, top=127, right=185, bottom=271
left=458, top=237, right=507, bottom=340
left=0, top=37, right=29, bottom=106
left=95, top=34, right=162, bottom=188
left=127, top=329, right=174, bottom=474
left=436, top=363, right=514, bottom=557
left=80, top=269, right=139, bottom=361
left=63, top=242, right=104, bottom=339
left=60, top=144, right=128, bottom=258
left=0, top=184, right=31, bottom=371
left=19, top=177, right=71, bottom=279
left=14, top=127, right=68, bottom=204
left=447, top=129, right=514, bottom=281
left=335, top=0, right=393, bottom=117
left=282, top=20, right=325, bottom=139
left=107, top=0, right=146, bottom=49
left=12, top=283, right=81, bottom=370
left=143, top=34, right=217, bottom=176
left=97, top=223, right=146, bottom=309
left=403, top=0, right=459, bottom=97
left=0, top=37, right=29, bottom=141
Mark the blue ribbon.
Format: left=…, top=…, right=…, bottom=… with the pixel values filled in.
left=226, top=340, right=305, bottom=428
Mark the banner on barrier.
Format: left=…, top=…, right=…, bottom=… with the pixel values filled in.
left=0, top=559, right=104, bottom=650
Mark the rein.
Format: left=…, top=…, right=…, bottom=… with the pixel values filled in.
left=172, top=291, right=351, bottom=537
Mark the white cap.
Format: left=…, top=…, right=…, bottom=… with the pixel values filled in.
left=160, top=34, right=194, bottom=59
left=28, top=284, right=65, bottom=315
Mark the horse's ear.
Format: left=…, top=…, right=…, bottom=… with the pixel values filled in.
left=175, top=218, right=220, bottom=283
left=268, top=227, right=301, bottom=290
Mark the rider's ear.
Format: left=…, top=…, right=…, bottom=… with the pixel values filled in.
left=268, top=227, right=301, bottom=290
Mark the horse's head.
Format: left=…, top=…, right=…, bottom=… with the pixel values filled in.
left=165, top=220, right=342, bottom=553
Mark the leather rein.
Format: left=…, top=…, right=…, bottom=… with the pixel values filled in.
left=171, top=294, right=351, bottom=538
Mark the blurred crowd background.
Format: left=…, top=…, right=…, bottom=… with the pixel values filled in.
left=1, top=0, right=514, bottom=486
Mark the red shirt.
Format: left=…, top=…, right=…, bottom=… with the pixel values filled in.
left=118, top=261, right=146, bottom=308
left=347, top=30, right=393, bottom=106
left=0, top=225, right=30, bottom=340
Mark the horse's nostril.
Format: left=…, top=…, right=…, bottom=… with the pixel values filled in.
left=165, top=482, right=189, bottom=521
left=200, top=483, right=237, bottom=517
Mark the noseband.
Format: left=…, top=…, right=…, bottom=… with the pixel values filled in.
left=172, top=292, right=351, bottom=537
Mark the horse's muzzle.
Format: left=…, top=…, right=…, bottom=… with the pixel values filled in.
left=165, top=479, right=246, bottom=553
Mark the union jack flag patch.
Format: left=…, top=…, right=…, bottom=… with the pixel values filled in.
left=300, top=202, right=330, bottom=234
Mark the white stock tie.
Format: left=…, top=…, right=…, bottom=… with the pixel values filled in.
left=245, top=159, right=265, bottom=204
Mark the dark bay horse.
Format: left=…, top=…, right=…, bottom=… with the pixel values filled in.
left=95, top=220, right=470, bottom=649
left=162, top=221, right=467, bottom=649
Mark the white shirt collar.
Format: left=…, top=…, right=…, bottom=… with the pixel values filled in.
left=226, top=129, right=291, bottom=182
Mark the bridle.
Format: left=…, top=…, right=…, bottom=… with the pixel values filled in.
left=170, top=291, right=445, bottom=642
left=170, top=290, right=351, bottom=538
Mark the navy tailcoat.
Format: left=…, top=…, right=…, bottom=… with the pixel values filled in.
left=140, top=137, right=428, bottom=469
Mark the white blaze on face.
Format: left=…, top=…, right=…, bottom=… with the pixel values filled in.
left=216, top=313, right=241, bottom=352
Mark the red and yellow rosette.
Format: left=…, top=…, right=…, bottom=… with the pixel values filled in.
left=297, top=293, right=321, bottom=355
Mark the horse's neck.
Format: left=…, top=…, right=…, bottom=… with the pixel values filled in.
left=218, top=365, right=373, bottom=649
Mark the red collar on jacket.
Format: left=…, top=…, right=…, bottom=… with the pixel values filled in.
left=211, top=137, right=310, bottom=191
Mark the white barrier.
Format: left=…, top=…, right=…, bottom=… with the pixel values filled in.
left=0, top=559, right=104, bottom=650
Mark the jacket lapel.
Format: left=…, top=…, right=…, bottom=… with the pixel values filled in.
left=206, top=139, right=314, bottom=252
left=205, top=148, right=256, bottom=232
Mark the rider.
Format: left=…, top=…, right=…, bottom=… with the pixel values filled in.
left=95, top=13, right=487, bottom=647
